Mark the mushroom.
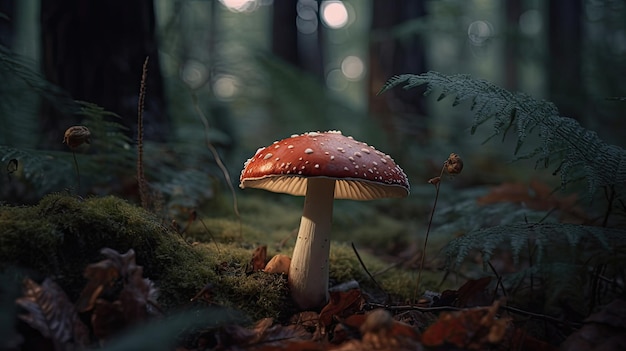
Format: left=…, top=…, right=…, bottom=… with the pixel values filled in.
left=239, top=131, right=409, bottom=309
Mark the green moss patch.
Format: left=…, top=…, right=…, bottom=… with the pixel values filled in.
left=0, top=193, right=290, bottom=320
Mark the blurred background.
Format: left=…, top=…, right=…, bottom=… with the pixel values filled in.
left=0, top=0, right=625, bottom=208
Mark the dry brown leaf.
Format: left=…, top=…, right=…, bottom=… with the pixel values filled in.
left=217, top=317, right=315, bottom=350
left=331, top=309, right=422, bottom=351
left=421, top=299, right=512, bottom=350
left=264, top=254, right=291, bottom=274
left=319, top=289, right=363, bottom=327
left=91, top=300, right=125, bottom=341
left=250, top=245, right=268, bottom=272
left=75, top=248, right=160, bottom=343
left=16, top=278, right=90, bottom=348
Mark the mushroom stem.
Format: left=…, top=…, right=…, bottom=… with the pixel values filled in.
left=288, top=177, right=335, bottom=309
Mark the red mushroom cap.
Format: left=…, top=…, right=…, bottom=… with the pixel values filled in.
left=239, top=131, right=410, bottom=200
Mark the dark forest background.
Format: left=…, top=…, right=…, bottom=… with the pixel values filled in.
left=0, top=0, right=625, bottom=203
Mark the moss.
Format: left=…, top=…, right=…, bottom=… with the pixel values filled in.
left=1, top=192, right=441, bottom=320
left=0, top=194, right=293, bottom=319
left=328, top=243, right=440, bottom=299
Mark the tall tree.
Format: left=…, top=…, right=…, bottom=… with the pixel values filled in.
left=271, top=0, right=324, bottom=78
left=0, top=0, right=14, bottom=48
left=368, top=0, right=428, bottom=143
left=39, top=0, right=168, bottom=147
left=548, top=0, right=584, bottom=121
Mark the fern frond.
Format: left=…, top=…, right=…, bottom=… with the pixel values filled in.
left=0, top=45, right=77, bottom=114
left=380, top=72, right=626, bottom=195
left=0, top=147, right=75, bottom=193
left=443, top=223, right=626, bottom=269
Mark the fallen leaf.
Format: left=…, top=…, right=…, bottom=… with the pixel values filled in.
left=319, top=289, right=363, bottom=327
left=264, top=254, right=291, bottom=274
left=332, top=309, right=422, bottom=351
left=16, top=278, right=90, bottom=348
left=250, top=245, right=268, bottom=272
left=421, top=299, right=511, bottom=350
left=217, top=317, right=316, bottom=350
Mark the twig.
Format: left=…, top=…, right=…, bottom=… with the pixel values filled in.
left=198, top=215, right=221, bottom=253
left=191, top=93, right=242, bottom=239
left=351, top=242, right=389, bottom=302
left=365, top=302, right=582, bottom=328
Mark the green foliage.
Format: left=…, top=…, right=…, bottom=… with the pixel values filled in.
left=1, top=101, right=134, bottom=198
left=379, top=71, right=626, bottom=197
left=381, top=71, right=626, bottom=314
left=444, top=223, right=626, bottom=268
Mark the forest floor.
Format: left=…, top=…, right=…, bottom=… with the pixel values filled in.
left=1, top=180, right=624, bottom=351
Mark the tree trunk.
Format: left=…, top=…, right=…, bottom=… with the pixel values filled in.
left=0, top=0, right=14, bottom=48
left=368, top=0, right=428, bottom=143
left=40, top=0, right=168, bottom=148
left=271, top=0, right=324, bottom=78
left=548, top=0, right=584, bottom=121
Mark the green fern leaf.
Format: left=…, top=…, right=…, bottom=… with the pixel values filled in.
left=380, top=71, right=626, bottom=195
left=443, top=223, right=625, bottom=269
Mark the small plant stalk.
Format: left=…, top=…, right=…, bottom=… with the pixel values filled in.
left=71, top=151, right=81, bottom=192
left=63, top=125, right=91, bottom=194
left=137, top=57, right=149, bottom=209
left=415, top=153, right=463, bottom=301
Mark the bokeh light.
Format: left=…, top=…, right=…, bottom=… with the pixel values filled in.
left=296, top=0, right=318, bottom=34
left=180, top=60, right=208, bottom=90
left=519, top=10, right=542, bottom=36
left=467, top=20, right=494, bottom=46
left=340, top=55, right=364, bottom=81
left=326, top=68, right=348, bottom=91
left=219, top=0, right=258, bottom=13
left=213, top=75, right=239, bottom=100
left=321, top=1, right=349, bottom=29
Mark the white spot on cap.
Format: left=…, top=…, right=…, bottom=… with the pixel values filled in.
left=330, top=155, right=335, bottom=160
left=304, top=148, right=314, bottom=154
left=288, top=145, right=294, bottom=149
left=314, top=164, right=320, bottom=168
left=361, top=148, right=370, bottom=154
left=263, top=153, right=273, bottom=160
left=343, top=167, right=349, bottom=171
left=381, top=158, right=387, bottom=164
left=354, top=152, right=362, bottom=157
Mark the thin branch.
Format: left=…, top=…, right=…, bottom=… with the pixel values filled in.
left=351, top=242, right=388, bottom=302
left=191, top=93, right=242, bottom=239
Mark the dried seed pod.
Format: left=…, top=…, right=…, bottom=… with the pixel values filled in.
left=444, top=153, right=463, bottom=175
left=63, top=126, right=91, bottom=150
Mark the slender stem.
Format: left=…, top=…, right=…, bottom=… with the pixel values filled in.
left=192, top=93, right=242, bottom=238
left=72, top=151, right=80, bottom=192
left=288, top=177, right=335, bottom=309
left=415, top=166, right=445, bottom=300
left=137, top=57, right=149, bottom=209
